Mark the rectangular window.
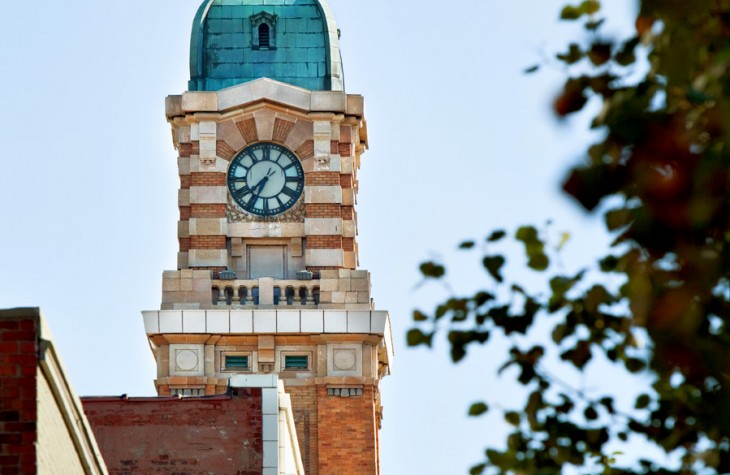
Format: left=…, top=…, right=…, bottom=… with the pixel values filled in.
left=284, top=355, right=309, bottom=370
left=222, top=354, right=251, bottom=372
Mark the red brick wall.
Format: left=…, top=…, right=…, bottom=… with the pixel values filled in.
left=306, top=172, right=340, bottom=186
left=317, top=385, right=379, bottom=475
left=0, top=313, right=39, bottom=475
left=190, top=204, right=226, bottom=218
left=190, top=235, right=226, bottom=250
left=306, top=204, right=340, bottom=219
left=82, top=389, right=263, bottom=475
left=308, top=236, right=343, bottom=249
left=190, top=173, right=226, bottom=187
left=286, top=384, right=380, bottom=475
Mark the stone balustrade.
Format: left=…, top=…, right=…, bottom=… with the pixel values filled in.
left=162, top=269, right=373, bottom=311
left=212, top=278, right=320, bottom=307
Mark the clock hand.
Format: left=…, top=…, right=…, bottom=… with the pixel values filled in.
left=253, top=176, right=270, bottom=195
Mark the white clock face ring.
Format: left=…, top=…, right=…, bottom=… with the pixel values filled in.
left=227, top=142, right=305, bottom=216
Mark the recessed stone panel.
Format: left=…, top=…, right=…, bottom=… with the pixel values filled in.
left=327, top=343, right=362, bottom=377
left=169, top=344, right=205, bottom=376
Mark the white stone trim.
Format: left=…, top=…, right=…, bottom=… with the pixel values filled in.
left=189, top=218, right=228, bottom=236
left=304, top=218, right=342, bottom=235
left=228, top=222, right=305, bottom=238
left=188, top=249, right=228, bottom=267
left=189, top=186, right=227, bottom=204
left=142, top=309, right=391, bottom=335
left=304, top=186, right=342, bottom=204
left=170, top=78, right=360, bottom=117
left=305, top=248, right=343, bottom=267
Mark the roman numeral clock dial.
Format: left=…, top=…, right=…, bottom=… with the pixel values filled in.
left=227, top=142, right=305, bottom=216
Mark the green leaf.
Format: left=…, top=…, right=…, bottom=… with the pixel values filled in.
left=625, top=357, right=646, bottom=373
left=406, top=328, right=433, bottom=347
left=515, top=225, right=538, bottom=242
left=505, top=411, right=521, bottom=426
left=557, top=43, right=584, bottom=65
left=459, top=240, right=475, bottom=249
left=468, top=402, right=489, bottom=416
left=635, top=393, right=651, bottom=409
left=469, top=464, right=486, bottom=475
left=560, top=1, right=600, bottom=20
left=528, top=253, right=550, bottom=271
left=584, top=406, right=599, bottom=420
left=588, top=42, right=612, bottom=66
left=412, top=309, right=428, bottom=322
left=605, top=207, right=633, bottom=231
left=483, top=255, right=506, bottom=282
left=515, top=226, right=550, bottom=271
left=560, top=5, right=582, bottom=19
left=487, top=230, right=507, bottom=242
left=419, top=261, right=445, bottom=279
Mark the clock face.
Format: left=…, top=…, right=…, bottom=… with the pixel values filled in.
left=227, top=142, right=305, bottom=216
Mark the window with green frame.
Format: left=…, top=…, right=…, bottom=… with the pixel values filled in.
left=224, top=355, right=249, bottom=371
left=284, top=355, right=309, bottom=370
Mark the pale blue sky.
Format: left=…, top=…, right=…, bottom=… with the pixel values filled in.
left=0, top=1, right=637, bottom=473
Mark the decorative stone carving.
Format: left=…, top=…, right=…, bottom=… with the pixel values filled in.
left=333, top=349, right=356, bottom=371
left=175, top=349, right=199, bottom=372
left=226, top=195, right=305, bottom=223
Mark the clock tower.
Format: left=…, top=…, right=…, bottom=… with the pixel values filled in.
left=141, top=1, right=393, bottom=474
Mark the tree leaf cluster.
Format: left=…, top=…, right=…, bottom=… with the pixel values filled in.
left=409, top=1, right=730, bottom=473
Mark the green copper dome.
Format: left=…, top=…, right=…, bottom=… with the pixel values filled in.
left=189, top=0, right=344, bottom=92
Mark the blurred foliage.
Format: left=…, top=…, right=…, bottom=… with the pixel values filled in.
left=410, top=1, right=730, bottom=473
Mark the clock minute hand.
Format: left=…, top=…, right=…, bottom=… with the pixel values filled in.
left=252, top=176, right=270, bottom=194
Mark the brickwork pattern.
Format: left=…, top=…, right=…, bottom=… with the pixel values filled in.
left=341, top=206, right=354, bottom=221
left=306, top=204, right=341, bottom=219
left=179, top=143, right=193, bottom=158
left=190, top=204, right=226, bottom=218
left=317, top=385, right=379, bottom=475
left=308, top=236, right=343, bottom=249
left=191, top=172, right=226, bottom=187
left=236, top=118, right=258, bottom=143
left=216, top=140, right=236, bottom=161
left=305, top=172, right=340, bottom=187
left=0, top=316, right=38, bottom=474
left=83, top=390, right=263, bottom=475
left=286, top=385, right=319, bottom=475
left=190, top=235, right=226, bottom=250
left=340, top=174, right=353, bottom=189
left=273, top=118, right=296, bottom=143
left=169, top=101, right=367, bottom=269
left=296, top=140, right=315, bottom=160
